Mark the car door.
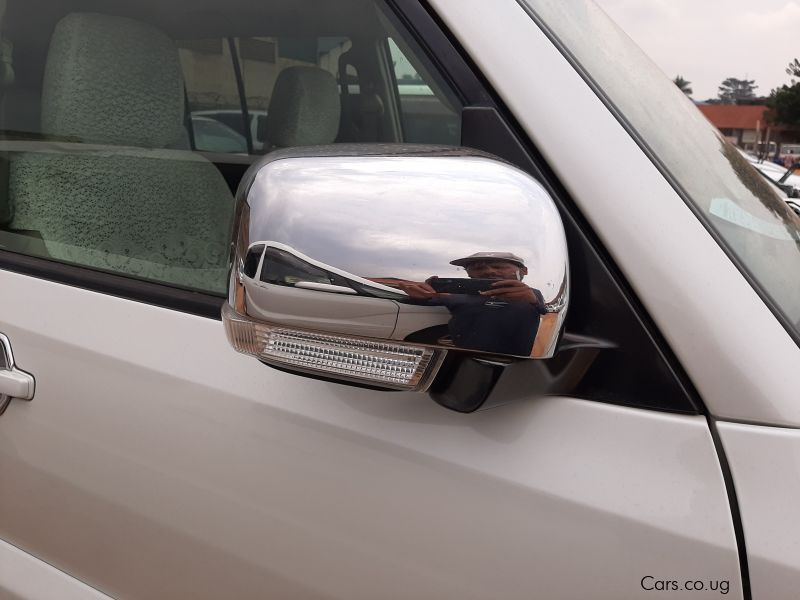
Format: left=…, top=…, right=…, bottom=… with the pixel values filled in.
left=0, top=0, right=743, bottom=598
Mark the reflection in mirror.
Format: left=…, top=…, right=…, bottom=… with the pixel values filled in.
left=224, top=146, right=569, bottom=390
left=377, top=251, right=550, bottom=356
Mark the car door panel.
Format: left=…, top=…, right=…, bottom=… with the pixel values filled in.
left=718, top=422, right=800, bottom=600
left=0, top=537, right=110, bottom=600
left=0, top=269, right=741, bottom=598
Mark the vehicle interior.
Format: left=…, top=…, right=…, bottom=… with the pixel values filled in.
left=0, top=0, right=461, bottom=292
left=1, top=0, right=462, bottom=172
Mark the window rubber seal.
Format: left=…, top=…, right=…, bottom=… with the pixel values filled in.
left=0, top=249, right=224, bottom=319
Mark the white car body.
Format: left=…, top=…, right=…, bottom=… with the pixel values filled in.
left=1, top=1, right=798, bottom=599
left=740, top=149, right=800, bottom=192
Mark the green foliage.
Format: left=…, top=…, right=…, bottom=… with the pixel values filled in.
left=673, top=75, right=692, bottom=96
left=767, top=83, right=800, bottom=127
left=717, top=77, right=758, bottom=104
left=787, top=58, right=800, bottom=78
left=766, top=59, right=800, bottom=127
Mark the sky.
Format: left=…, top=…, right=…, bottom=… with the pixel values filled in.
left=592, top=0, right=800, bottom=101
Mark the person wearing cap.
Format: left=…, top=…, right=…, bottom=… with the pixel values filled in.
left=449, top=251, right=545, bottom=307
left=399, top=251, right=544, bottom=356
left=399, top=252, right=545, bottom=307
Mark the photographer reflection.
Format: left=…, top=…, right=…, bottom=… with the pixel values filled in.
left=399, top=252, right=545, bottom=356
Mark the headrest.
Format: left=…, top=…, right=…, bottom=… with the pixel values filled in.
left=40, top=13, right=184, bottom=147
left=266, top=66, right=340, bottom=147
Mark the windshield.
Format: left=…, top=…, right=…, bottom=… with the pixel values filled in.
left=520, top=0, right=800, bottom=342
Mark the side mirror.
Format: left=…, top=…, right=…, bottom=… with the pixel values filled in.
left=223, top=146, right=569, bottom=393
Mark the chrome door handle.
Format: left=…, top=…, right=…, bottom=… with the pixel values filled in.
left=0, top=333, right=34, bottom=415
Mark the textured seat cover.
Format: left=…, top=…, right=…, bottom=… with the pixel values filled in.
left=40, top=13, right=185, bottom=147
left=10, top=147, right=232, bottom=292
left=266, top=66, right=341, bottom=147
left=8, top=13, right=233, bottom=293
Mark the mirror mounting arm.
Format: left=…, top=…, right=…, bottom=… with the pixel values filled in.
left=428, top=355, right=510, bottom=413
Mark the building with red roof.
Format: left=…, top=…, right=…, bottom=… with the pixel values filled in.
left=697, top=104, right=799, bottom=156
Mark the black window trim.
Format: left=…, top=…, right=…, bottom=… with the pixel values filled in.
left=0, top=250, right=225, bottom=319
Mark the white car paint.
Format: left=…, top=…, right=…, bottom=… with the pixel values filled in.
left=0, top=268, right=740, bottom=598
left=718, top=422, right=800, bottom=600
left=0, top=538, right=110, bottom=600
left=739, top=149, right=800, bottom=194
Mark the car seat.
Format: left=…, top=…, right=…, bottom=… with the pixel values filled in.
left=6, top=12, right=234, bottom=293
left=266, top=65, right=341, bottom=147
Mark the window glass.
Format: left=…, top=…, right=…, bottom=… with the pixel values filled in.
left=179, top=38, right=246, bottom=153
left=0, top=0, right=462, bottom=296
left=237, top=35, right=350, bottom=150
left=389, top=39, right=460, bottom=145
left=522, top=0, right=800, bottom=340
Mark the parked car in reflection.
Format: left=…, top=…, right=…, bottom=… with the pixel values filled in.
left=739, top=147, right=800, bottom=210
left=193, top=109, right=269, bottom=151
left=190, top=116, right=248, bottom=154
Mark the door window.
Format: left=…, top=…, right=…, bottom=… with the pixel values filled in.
left=389, top=38, right=460, bottom=145
left=0, top=0, right=463, bottom=296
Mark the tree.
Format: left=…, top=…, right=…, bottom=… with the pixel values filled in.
left=717, top=77, right=758, bottom=104
left=767, top=59, right=800, bottom=128
left=787, top=58, right=800, bottom=78
left=768, top=84, right=800, bottom=127
left=673, top=75, right=692, bottom=96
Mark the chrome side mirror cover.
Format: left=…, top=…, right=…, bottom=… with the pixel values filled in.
left=224, top=146, right=569, bottom=391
